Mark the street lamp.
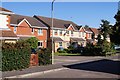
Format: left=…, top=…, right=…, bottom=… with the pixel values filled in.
left=51, top=0, right=55, bottom=64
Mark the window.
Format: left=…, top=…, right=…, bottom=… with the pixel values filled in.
left=38, top=29, right=43, bottom=35
left=14, top=26, right=17, bottom=33
left=59, top=30, right=62, bottom=35
left=79, top=32, right=82, bottom=37
left=67, top=42, right=70, bottom=47
left=54, top=30, right=58, bottom=34
left=38, top=41, right=43, bottom=47
left=82, top=32, right=84, bottom=37
left=59, top=42, right=62, bottom=47
left=31, top=28, right=34, bottom=33
left=66, top=30, right=69, bottom=34
left=71, top=31, right=73, bottom=36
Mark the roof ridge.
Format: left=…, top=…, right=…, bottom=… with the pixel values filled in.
left=36, top=15, right=75, bottom=23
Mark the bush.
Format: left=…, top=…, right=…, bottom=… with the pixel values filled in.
left=2, top=41, right=31, bottom=71
left=37, top=48, right=52, bottom=65
left=81, top=41, right=115, bottom=56
left=26, top=37, right=38, bottom=49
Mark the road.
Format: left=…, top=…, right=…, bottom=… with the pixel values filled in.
left=24, top=54, right=120, bottom=79
left=5, top=54, right=120, bottom=80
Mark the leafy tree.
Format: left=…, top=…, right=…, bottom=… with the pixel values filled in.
left=84, top=25, right=89, bottom=28
left=97, top=34, right=102, bottom=45
left=111, top=10, right=120, bottom=45
left=99, top=20, right=112, bottom=41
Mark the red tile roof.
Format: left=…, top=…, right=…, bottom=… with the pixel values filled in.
left=10, top=14, right=47, bottom=28
left=34, top=15, right=78, bottom=30
left=90, top=28, right=99, bottom=34
left=0, top=30, right=17, bottom=37
left=0, top=7, right=12, bottom=12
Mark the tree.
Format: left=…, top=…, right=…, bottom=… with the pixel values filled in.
left=99, top=20, right=112, bottom=41
left=97, top=34, right=102, bottom=45
left=110, top=10, right=120, bottom=45
left=84, top=25, right=89, bottom=28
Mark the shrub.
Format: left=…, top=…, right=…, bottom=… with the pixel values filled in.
left=37, top=48, right=52, bottom=65
left=25, top=37, right=38, bottom=49
left=2, top=41, right=31, bottom=71
left=82, top=41, right=115, bottom=56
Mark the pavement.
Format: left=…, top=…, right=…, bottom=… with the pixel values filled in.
left=1, top=54, right=120, bottom=80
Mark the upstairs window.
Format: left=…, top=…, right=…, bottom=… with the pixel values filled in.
left=38, top=29, right=43, bottom=35
left=82, top=32, right=84, bottom=37
left=54, top=30, right=58, bottom=35
left=59, top=30, right=62, bottom=35
left=66, top=30, right=69, bottom=34
left=14, top=26, right=17, bottom=33
left=71, top=31, right=73, bottom=36
left=79, top=32, right=82, bottom=37
left=31, top=28, right=34, bottom=34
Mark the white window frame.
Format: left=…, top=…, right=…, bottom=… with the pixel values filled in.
left=59, top=30, right=62, bottom=35
left=54, top=29, right=58, bottom=34
left=66, top=30, right=69, bottom=34
left=38, top=29, right=43, bottom=35
left=71, top=31, right=73, bottom=36
left=38, top=41, right=43, bottom=47
left=14, top=26, right=17, bottom=33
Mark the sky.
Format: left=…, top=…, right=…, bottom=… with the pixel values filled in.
left=1, top=2, right=118, bottom=28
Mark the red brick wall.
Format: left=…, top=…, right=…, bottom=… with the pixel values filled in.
left=34, top=28, right=47, bottom=48
left=16, top=21, right=33, bottom=35
left=6, top=15, right=10, bottom=28
left=9, top=18, right=47, bottom=48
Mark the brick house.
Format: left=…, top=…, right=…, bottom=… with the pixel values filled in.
left=90, top=28, right=99, bottom=44
left=0, top=7, right=19, bottom=43
left=8, top=14, right=48, bottom=48
left=34, top=15, right=86, bottom=52
left=77, top=26, right=86, bottom=47
left=0, top=7, right=14, bottom=30
left=84, top=27, right=93, bottom=43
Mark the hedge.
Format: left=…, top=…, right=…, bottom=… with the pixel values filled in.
left=37, top=48, right=52, bottom=65
left=2, top=40, right=31, bottom=71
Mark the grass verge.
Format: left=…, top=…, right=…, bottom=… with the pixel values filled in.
left=54, top=52, right=81, bottom=56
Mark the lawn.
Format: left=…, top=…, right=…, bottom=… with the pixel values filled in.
left=54, top=52, right=81, bottom=56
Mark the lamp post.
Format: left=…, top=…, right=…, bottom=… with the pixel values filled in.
left=51, top=0, right=55, bottom=64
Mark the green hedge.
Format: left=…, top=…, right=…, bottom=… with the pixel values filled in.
left=37, top=48, right=52, bottom=65
left=82, top=41, right=115, bottom=56
left=2, top=40, right=31, bottom=71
